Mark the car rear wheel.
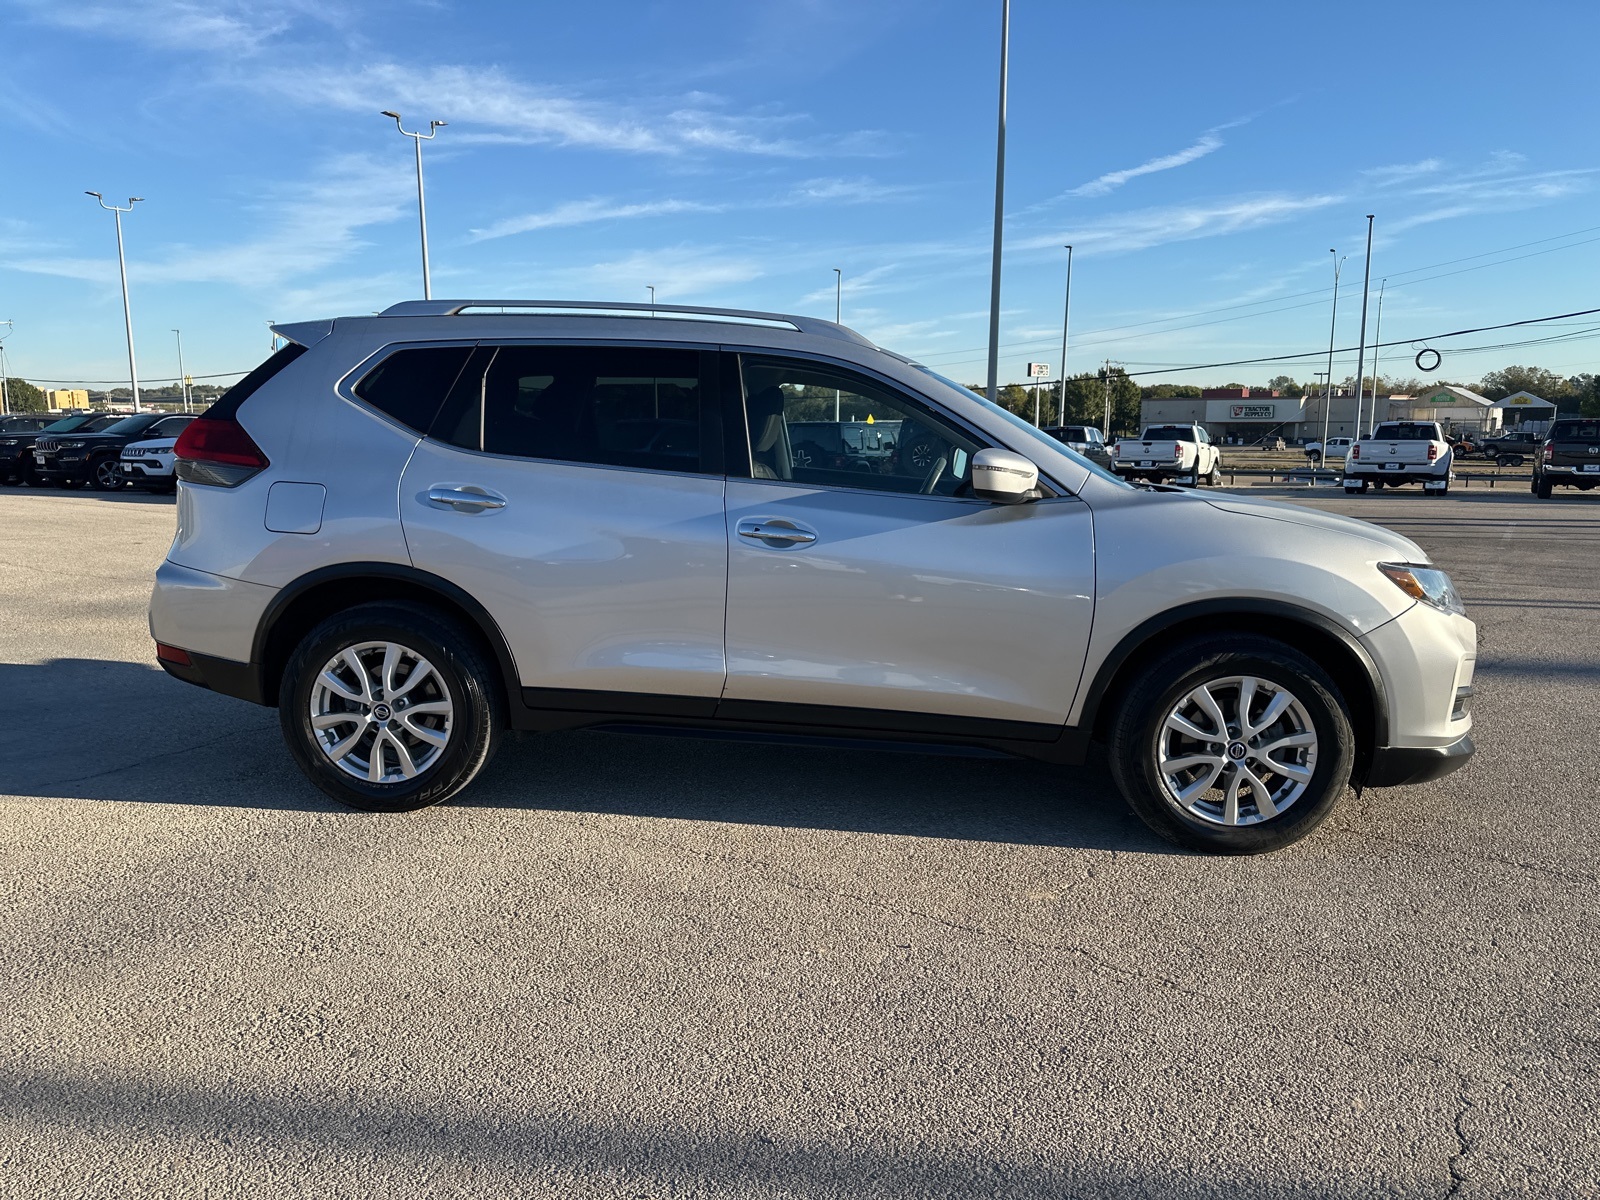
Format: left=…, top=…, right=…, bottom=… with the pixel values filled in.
left=279, top=602, right=504, bottom=812
left=1108, top=634, right=1356, bottom=854
left=1535, top=475, right=1553, bottom=499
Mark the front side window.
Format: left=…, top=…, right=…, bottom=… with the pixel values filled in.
left=435, top=345, right=708, bottom=474
left=741, top=356, right=981, bottom=497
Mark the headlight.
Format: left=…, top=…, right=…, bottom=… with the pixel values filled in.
left=0, top=438, right=17, bottom=446
left=1378, top=563, right=1465, bottom=616
left=58, top=440, right=85, bottom=449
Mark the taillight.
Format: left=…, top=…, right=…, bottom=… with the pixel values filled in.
left=1543, top=443, right=1553, bottom=461
left=1112, top=444, right=1120, bottom=458
left=173, top=417, right=269, bottom=487
left=1350, top=443, right=1359, bottom=460
left=1427, top=443, right=1438, bottom=462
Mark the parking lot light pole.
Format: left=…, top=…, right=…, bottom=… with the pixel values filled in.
left=1317, top=250, right=1345, bottom=485
left=0, top=319, right=12, bottom=416
left=833, top=268, right=843, bottom=420
left=86, top=192, right=144, bottom=412
left=172, top=329, right=189, bottom=413
left=985, top=0, right=1010, bottom=403
left=381, top=112, right=446, bottom=300
left=1057, top=245, right=1073, bottom=425
left=1353, top=215, right=1375, bottom=443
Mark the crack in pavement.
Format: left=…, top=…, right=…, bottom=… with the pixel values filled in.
left=1445, top=1081, right=1477, bottom=1197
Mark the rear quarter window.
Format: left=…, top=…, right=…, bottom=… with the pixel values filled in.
left=353, top=346, right=475, bottom=434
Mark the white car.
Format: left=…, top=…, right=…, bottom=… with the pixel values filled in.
left=120, top=435, right=180, bottom=492
left=1305, top=437, right=1353, bottom=462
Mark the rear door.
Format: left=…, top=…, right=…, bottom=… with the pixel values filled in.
left=397, top=342, right=729, bottom=707
left=721, top=352, right=1095, bottom=730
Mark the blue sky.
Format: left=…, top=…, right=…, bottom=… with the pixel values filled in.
left=2, top=0, right=1598, bottom=391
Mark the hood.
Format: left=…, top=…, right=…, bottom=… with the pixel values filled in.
left=123, top=437, right=179, bottom=450
left=1202, top=492, right=1428, bottom=562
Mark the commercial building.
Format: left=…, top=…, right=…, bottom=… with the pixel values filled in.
left=45, top=389, right=90, bottom=410
left=1492, top=390, right=1556, bottom=430
left=1382, top=385, right=1500, bottom=434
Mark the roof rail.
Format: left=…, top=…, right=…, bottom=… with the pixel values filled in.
left=376, top=299, right=874, bottom=346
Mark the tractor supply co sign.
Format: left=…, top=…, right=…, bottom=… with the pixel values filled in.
left=1231, top=405, right=1276, bottom=420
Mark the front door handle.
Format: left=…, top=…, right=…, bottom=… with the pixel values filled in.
left=737, top=518, right=817, bottom=545
left=427, top=485, right=507, bottom=511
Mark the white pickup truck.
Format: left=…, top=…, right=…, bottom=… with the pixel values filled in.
left=1111, top=424, right=1223, bottom=486
left=1343, top=421, right=1453, bottom=494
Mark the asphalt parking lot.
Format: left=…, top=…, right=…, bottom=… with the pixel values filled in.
left=1, top=485, right=1597, bottom=1199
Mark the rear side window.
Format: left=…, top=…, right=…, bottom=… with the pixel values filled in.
left=1552, top=421, right=1600, bottom=441
left=353, top=346, right=475, bottom=434
left=207, top=343, right=307, bottom=421
left=433, top=344, right=710, bottom=474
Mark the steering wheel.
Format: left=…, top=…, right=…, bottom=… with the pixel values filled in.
left=919, top=455, right=948, bottom=495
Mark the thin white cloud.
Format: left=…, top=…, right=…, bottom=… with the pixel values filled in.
left=1022, top=193, right=1343, bottom=256
left=470, top=199, right=724, bottom=242
left=13, top=0, right=344, bottom=54
left=4, top=155, right=411, bottom=290
left=1068, top=134, right=1225, bottom=198
left=527, top=247, right=766, bottom=301
left=1363, top=158, right=1442, bottom=186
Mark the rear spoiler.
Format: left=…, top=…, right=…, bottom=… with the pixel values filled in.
left=269, top=320, right=334, bottom=347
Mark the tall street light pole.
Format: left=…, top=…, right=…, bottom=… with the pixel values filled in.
left=1318, top=250, right=1346, bottom=484
left=1352, top=215, right=1375, bottom=443
left=0, top=320, right=12, bottom=416
left=86, top=192, right=144, bottom=412
left=1368, top=279, right=1386, bottom=436
left=172, top=329, right=189, bottom=413
left=985, top=0, right=1010, bottom=403
left=382, top=111, right=447, bottom=300
left=1057, top=244, right=1073, bottom=425
left=833, top=267, right=843, bottom=420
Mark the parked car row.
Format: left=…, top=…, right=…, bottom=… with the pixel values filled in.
left=0, top=412, right=194, bottom=492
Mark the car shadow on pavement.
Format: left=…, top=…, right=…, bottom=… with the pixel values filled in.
left=0, top=658, right=1176, bottom=854
left=0, top=484, right=173, bottom=503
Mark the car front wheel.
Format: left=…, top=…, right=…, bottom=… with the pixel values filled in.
left=279, top=602, right=504, bottom=812
left=1108, top=635, right=1356, bottom=853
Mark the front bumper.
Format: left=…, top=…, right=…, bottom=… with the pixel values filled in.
left=122, top=459, right=175, bottom=486
left=1366, top=733, right=1475, bottom=787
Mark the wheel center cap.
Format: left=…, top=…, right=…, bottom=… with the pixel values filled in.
left=371, top=702, right=392, bottom=721
left=1226, top=741, right=1248, bottom=761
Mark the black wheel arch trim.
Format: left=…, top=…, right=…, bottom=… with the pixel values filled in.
left=250, top=561, right=523, bottom=712
left=1075, top=597, right=1391, bottom=750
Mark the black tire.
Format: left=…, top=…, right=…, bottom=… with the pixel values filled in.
left=1535, top=474, right=1553, bottom=499
left=88, top=456, right=123, bottom=491
left=279, top=602, right=505, bottom=812
left=1107, top=634, right=1356, bottom=854
left=1207, top=464, right=1223, bottom=487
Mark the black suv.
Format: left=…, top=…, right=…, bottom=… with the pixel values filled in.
left=32, top=412, right=195, bottom=490
left=1533, top=418, right=1600, bottom=498
left=1, top=414, right=122, bottom=485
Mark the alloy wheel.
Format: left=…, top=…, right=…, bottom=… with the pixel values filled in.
left=94, top=459, right=122, bottom=490
left=1155, top=675, right=1318, bottom=827
left=308, top=640, right=455, bottom=784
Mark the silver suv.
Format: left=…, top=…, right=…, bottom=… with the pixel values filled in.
left=151, top=300, right=1476, bottom=852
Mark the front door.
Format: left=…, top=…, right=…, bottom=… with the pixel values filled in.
left=399, top=343, right=728, bottom=704
left=722, top=354, right=1095, bottom=730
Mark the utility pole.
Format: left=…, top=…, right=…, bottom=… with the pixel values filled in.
left=85, top=192, right=144, bottom=412
left=1368, top=280, right=1386, bottom=436
left=1353, top=215, right=1375, bottom=442
left=381, top=111, right=447, bottom=299
left=833, top=268, right=843, bottom=420
left=172, top=329, right=189, bottom=413
left=1317, top=250, right=1346, bottom=485
left=984, top=0, right=1010, bottom=403
left=1057, top=244, right=1073, bottom=425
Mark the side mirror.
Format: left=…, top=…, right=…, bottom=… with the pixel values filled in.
left=971, top=447, right=1039, bottom=504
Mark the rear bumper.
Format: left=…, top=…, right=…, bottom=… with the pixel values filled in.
left=158, top=648, right=269, bottom=705
left=1365, top=733, right=1475, bottom=787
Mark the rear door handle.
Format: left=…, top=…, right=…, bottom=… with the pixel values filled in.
left=427, top=485, right=507, bottom=511
left=736, top=518, right=817, bottom=545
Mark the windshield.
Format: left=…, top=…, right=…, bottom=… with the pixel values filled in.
left=43, top=415, right=93, bottom=433
left=100, top=415, right=160, bottom=436
left=910, top=365, right=1131, bottom=489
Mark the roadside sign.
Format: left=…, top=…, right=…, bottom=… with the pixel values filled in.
left=1026, top=362, right=1050, bottom=378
